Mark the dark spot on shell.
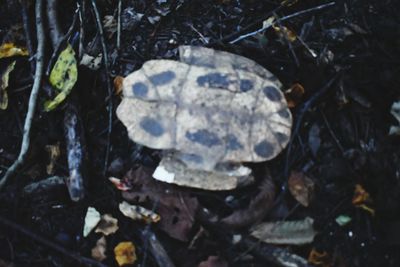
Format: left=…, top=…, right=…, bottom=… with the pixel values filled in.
left=197, top=72, right=231, bottom=89
left=149, top=71, right=176, bottom=86
left=185, top=129, right=221, bottom=147
left=178, top=153, right=203, bottom=164
left=226, top=134, right=243, bottom=150
left=254, top=140, right=274, bottom=158
left=277, top=109, right=291, bottom=119
left=263, top=86, right=282, bottom=102
left=275, top=132, right=289, bottom=143
left=239, top=79, right=253, bottom=92
left=132, top=82, right=148, bottom=97
left=140, top=117, right=164, bottom=137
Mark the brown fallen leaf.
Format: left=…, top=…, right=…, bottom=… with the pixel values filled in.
left=95, top=214, right=119, bottom=236
left=221, top=176, right=275, bottom=228
left=308, top=248, right=332, bottom=267
left=114, top=241, right=137, bottom=266
left=198, top=256, right=228, bottom=267
left=284, top=83, right=305, bottom=108
left=288, top=171, right=315, bottom=207
left=45, top=143, right=60, bottom=175
left=122, top=166, right=199, bottom=241
left=114, top=76, right=124, bottom=96
left=91, top=236, right=107, bottom=262
left=251, top=217, right=316, bottom=245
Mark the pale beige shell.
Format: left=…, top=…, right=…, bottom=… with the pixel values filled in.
left=117, top=46, right=292, bottom=171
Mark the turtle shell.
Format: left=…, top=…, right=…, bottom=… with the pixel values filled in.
left=116, top=46, right=292, bottom=171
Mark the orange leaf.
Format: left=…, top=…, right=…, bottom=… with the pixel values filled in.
left=308, top=248, right=332, bottom=267
left=114, top=76, right=124, bottom=96
left=352, top=184, right=375, bottom=215
left=284, top=83, right=305, bottom=108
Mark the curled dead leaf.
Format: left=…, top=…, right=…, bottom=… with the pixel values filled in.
left=109, top=177, right=132, bottom=191
left=119, top=201, right=160, bottom=223
left=45, top=143, right=60, bottom=175
left=284, top=83, right=305, bottom=108
left=114, top=76, right=124, bottom=96
left=288, top=171, right=315, bottom=207
left=352, top=184, right=374, bottom=215
left=95, top=214, right=119, bottom=236
left=308, top=248, right=332, bottom=267
left=91, top=236, right=107, bottom=262
left=221, top=176, right=275, bottom=228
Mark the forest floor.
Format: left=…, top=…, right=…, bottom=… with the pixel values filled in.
left=0, top=0, right=400, bottom=266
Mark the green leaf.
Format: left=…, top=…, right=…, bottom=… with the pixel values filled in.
left=44, top=44, right=77, bottom=111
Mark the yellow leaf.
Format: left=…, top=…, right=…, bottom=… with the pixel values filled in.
left=114, top=241, right=137, bottom=266
left=0, top=61, right=16, bottom=110
left=44, top=44, right=78, bottom=111
left=0, top=43, right=29, bottom=58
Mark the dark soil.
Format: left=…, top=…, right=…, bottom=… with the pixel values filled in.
left=1, top=0, right=400, bottom=266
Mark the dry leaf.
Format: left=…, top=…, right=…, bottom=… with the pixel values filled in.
left=80, top=53, right=102, bottom=70
left=95, top=214, right=119, bottom=236
left=251, top=217, right=316, bottom=245
left=352, top=184, right=375, bottom=215
left=308, top=248, right=332, bottom=267
left=119, top=201, right=160, bottom=223
left=122, top=167, right=199, bottom=241
left=109, top=177, right=132, bottom=191
left=83, top=207, right=101, bottom=237
left=114, top=241, right=137, bottom=266
left=198, top=256, right=228, bottom=267
left=91, top=236, right=107, bottom=262
left=0, top=43, right=29, bottom=58
left=284, top=83, right=305, bottom=108
left=114, top=76, right=124, bottom=96
left=45, top=143, right=60, bottom=175
left=221, top=177, right=275, bottom=228
left=288, top=171, right=315, bottom=207
left=273, top=25, right=297, bottom=42
left=0, top=60, right=16, bottom=110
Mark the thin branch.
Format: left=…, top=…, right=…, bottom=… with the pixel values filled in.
left=0, top=215, right=108, bottom=267
left=229, top=2, right=335, bottom=44
left=117, top=0, right=122, bottom=50
left=0, top=0, right=45, bottom=189
left=91, top=0, right=113, bottom=175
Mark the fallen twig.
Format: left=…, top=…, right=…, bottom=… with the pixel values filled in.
left=0, top=0, right=45, bottom=190
left=229, top=2, right=335, bottom=44
left=46, top=0, right=86, bottom=201
left=0, top=215, right=108, bottom=267
left=141, top=230, right=176, bottom=267
left=91, top=0, right=113, bottom=175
